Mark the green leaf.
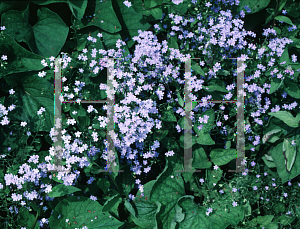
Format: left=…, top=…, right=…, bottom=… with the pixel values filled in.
left=78, top=116, right=90, bottom=127
left=49, top=196, right=124, bottom=228
left=237, top=0, right=271, bottom=14
left=225, top=141, right=231, bottom=149
left=17, top=207, right=39, bottom=229
left=280, top=48, right=290, bottom=64
left=192, top=62, right=205, bottom=76
left=285, top=0, right=300, bottom=18
left=173, top=196, right=211, bottom=228
left=262, top=129, right=282, bottom=144
left=268, top=111, right=300, bottom=128
left=32, top=7, right=69, bottom=57
left=176, top=90, right=184, bottom=107
left=161, top=110, right=177, bottom=122
left=67, top=0, right=87, bottom=20
left=273, top=26, right=281, bottom=35
left=115, top=165, right=135, bottom=196
left=283, top=77, right=300, bottom=99
left=275, top=15, right=294, bottom=26
left=125, top=200, right=161, bottom=228
left=192, top=147, right=212, bottom=169
left=194, top=109, right=215, bottom=133
left=74, top=0, right=121, bottom=33
left=204, top=78, right=228, bottom=93
left=116, top=0, right=151, bottom=48
left=210, top=148, right=237, bottom=166
left=15, top=74, right=54, bottom=132
left=277, top=215, right=295, bottom=226
left=256, top=215, right=275, bottom=226
left=168, top=35, right=179, bottom=49
left=162, top=137, right=181, bottom=153
left=150, top=160, right=185, bottom=229
left=102, top=193, right=122, bottom=212
left=97, top=178, right=110, bottom=194
left=195, top=131, right=215, bottom=145
left=170, top=0, right=189, bottom=14
left=31, top=0, right=67, bottom=5
left=151, top=7, right=163, bottom=20
left=153, top=129, right=168, bottom=141
left=1, top=6, right=39, bottom=54
left=269, top=142, right=300, bottom=183
left=48, top=184, right=81, bottom=198
left=0, top=35, right=44, bottom=77
left=278, top=0, right=287, bottom=11
left=262, top=155, right=277, bottom=168
left=269, top=77, right=282, bottom=94
left=206, top=168, right=223, bottom=190
left=283, top=138, right=296, bottom=173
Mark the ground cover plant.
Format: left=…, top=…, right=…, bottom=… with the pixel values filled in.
left=1, top=0, right=300, bottom=228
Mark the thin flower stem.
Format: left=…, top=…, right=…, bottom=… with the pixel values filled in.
left=29, top=117, right=42, bottom=148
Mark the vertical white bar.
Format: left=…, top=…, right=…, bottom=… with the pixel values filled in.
left=106, top=58, right=117, bottom=173
left=98, top=58, right=123, bottom=173
left=236, top=59, right=246, bottom=172
left=51, top=56, right=65, bottom=173
left=176, top=58, right=201, bottom=173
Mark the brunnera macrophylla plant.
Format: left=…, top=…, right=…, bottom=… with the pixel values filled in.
left=0, top=0, right=300, bottom=228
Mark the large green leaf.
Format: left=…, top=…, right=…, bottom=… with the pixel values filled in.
left=169, top=0, right=189, bottom=14
left=269, top=78, right=282, bottom=94
left=192, top=147, right=212, bottom=169
left=210, top=148, right=237, bottom=166
left=173, top=196, right=211, bottom=228
left=192, top=62, right=205, bottom=76
left=283, top=138, right=297, bottom=173
left=153, top=129, right=169, bottom=141
left=102, top=193, right=122, bottom=213
left=14, top=73, right=54, bottom=132
left=270, top=141, right=300, bottom=183
left=32, top=7, right=69, bottom=57
left=268, top=111, right=300, bottom=128
left=125, top=199, right=161, bottom=228
left=0, top=35, right=44, bottom=77
left=236, top=0, right=271, bottom=14
left=1, top=5, right=39, bottom=54
left=161, top=109, right=177, bottom=122
left=274, top=15, right=294, bottom=26
left=32, top=0, right=87, bottom=21
left=168, top=36, right=179, bottom=49
left=150, top=160, right=185, bottom=229
left=280, top=48, right=290, bottom=65
left=48, top=184, right=81, bottom=198
left=116, top=0, right=151, bottom=48
left=73, top=0, right=121, bottom=33
left=283, top=77, right=300, bottom=99
left=175, top=195, right=244, bottom=229
left=262, top=129, right=282, bottom=144
left=67, top=0, right=87, bottom=20
left=194, top=109, right=215, bottom=133
left=115, top=164, right=135, bottom=197
left=195, top=131, right=215, bottom=145
left=206, top=167, right=223, bottom=189
left=17, top=207, right=39, bottom=229
left=49, top=196, right=124, bottom=228
left=204, top=78, right=228, bottom=93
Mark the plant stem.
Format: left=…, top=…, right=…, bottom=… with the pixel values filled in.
left=31, top=211, right=39, bottom=229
